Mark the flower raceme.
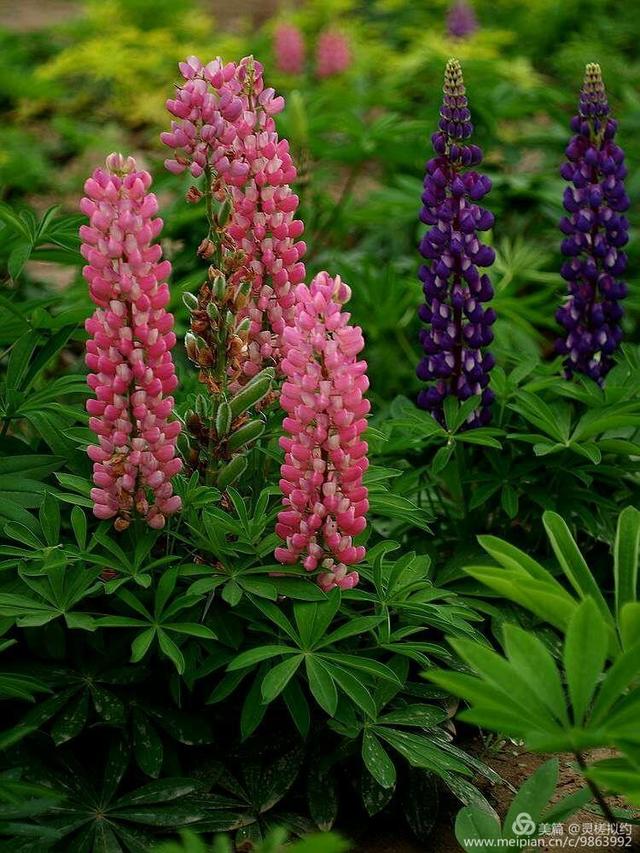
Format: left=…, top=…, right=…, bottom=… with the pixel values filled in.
left=162, top=56, right=306, bottom=381
left=556, top=64, right=629, bottom=383
left=81, top=154, right=182, bottom=530
left=274, top=23, right=305, bottom=75
left=275, top=273, right=370, bottom=592
left=417, top=58, right=496, bottom=428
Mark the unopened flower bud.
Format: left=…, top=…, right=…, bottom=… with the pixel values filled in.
left=183, top=292, right=199, bottom=311
left=197, top=238, right=215, bottom=259
left=214, top=275, right=227, bottom=299
left=216, top=198, right=231, bottom=226
left=185, top=331, right=199, bottom=361
left=186, top=186, right=204, bottom=203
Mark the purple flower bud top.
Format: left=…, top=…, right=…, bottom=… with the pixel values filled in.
left=447, top=0, right=479, bottom=39
left=416, top=59, right=496, bottom=428
left=556, top=63, right=629, bottom=384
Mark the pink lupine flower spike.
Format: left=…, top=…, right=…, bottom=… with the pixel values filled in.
left=162, top=56, right=306, bottom=381
left=275, top=272, right=370, bottom=591
left=81, top=153, right=182, bottom=530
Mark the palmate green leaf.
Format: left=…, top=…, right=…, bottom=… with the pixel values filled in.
left=475, top=535, right=555, bottom=582
left=503, top=759, right=558, bottom=840
left=283, top=678, right=311, bottom=738
left=249, top=597, right=299, bottom=643
left=375, top=727, right=471, bottom=777
left=590, top=641, right=640, bottom=726
left=0, top=687, right=77, bottom=748
left=444, top=395, right=482, bottom=433
left=315, top=616, right=383, bottom=648
left=228, top=645, right=298, bottom=671
left=307, top=759, right=338, bottom=831
left=585, top=758, right=640, bottom=805
left=270, top=578, right=327, bottom=601
left=39, top=491, right=60, bottom=547
left=368, top=490, right=432, bottom=530
left=305, top=657, right=337, bottom=715
left=614, top=506, right=640, bottom=619
left=165, top=623, right=217, bottom=640
left=377, top=704, right=448, bottom=727
left=132, top=709, right=163, bottom=778
left=360, top=767, right=395, bottom=817
left=464, top=567, right=575, bottom=633
left=261, top=656, right=303, bottom=703
left=0, top=201, right=33, bottom=240
left=564, top=599, right=608, bottom=726
left=115, top=779, right=202, bottom=809
left=131, top=628, right=155, bottom=663
left=157, top=630, right=185, bottom=674
left=322, top=662, right=376, bottom=718
left=293, top=589, right=341, bottom=648
left=318, top=653, right=401, bottom=684
left=455, top=807, right=502, bottom=848
left=456, top=430, right=503, bottom=449
left=449, top=638, right=563, bottom=731
left=50, top=691, right=88, bottom=745
left=541, top=785, right=593, bottom=823
left=154, top=567, right=179, bottom=617
left=0, top=671, right=49, bottom=702
left=542, top=512, right=613, bottom=630
left=241, top=667, right=269, bottom=741
left=501, top=625, right=569, bottom=725
left=362, top=730, right=396, bottom=789
left=91, top=684, right=126, bottom=726
left=620, top=602, right=640, bottom=650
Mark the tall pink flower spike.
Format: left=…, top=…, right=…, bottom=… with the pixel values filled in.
left=81, top=153, right=182, bottom=531
left=274, top=23, right=305, bottom=75
left=275, top=272, right=370, bottom=591
left=161, top=56, right=306, bottom=381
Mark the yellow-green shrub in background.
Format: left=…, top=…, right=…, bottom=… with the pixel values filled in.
left=31, top=0, right=243, bottom=128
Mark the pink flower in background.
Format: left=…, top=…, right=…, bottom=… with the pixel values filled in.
left=81, top=153, right=182, bottom=531
left=275, top=272, right=370, bottom=591
left=161, top=56, right=306, bottom=381
left=315, top=29, right=351, bottom=78
left=274, top=23, right=305, bottom=75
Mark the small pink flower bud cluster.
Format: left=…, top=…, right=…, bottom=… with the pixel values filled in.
left=274, top=23, right=305, bottom=75
left=162, top=56, right=306, bottom=380
left=275, top=272, right=370, bottom=591
left=162, top=56, right=247, bottom=181
left=81, top=153, right=182, bottom=530
left=315, top=29, right=351, bottom=79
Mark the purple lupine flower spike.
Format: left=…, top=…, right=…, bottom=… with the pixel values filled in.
left=417, top=59, right=496, bottom=428
left=447, top=1, right=479, bottom=40
left=556, top=63, right=629, bottom=383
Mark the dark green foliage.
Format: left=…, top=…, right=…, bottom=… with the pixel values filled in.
left=1, top=0, right=640, bottom=845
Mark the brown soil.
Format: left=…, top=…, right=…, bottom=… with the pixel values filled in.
left=0, top=0, right=80, bottom=30
left=0, top=0, right=279, bottom=32
left=354, top=741, right=640, bottom=852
